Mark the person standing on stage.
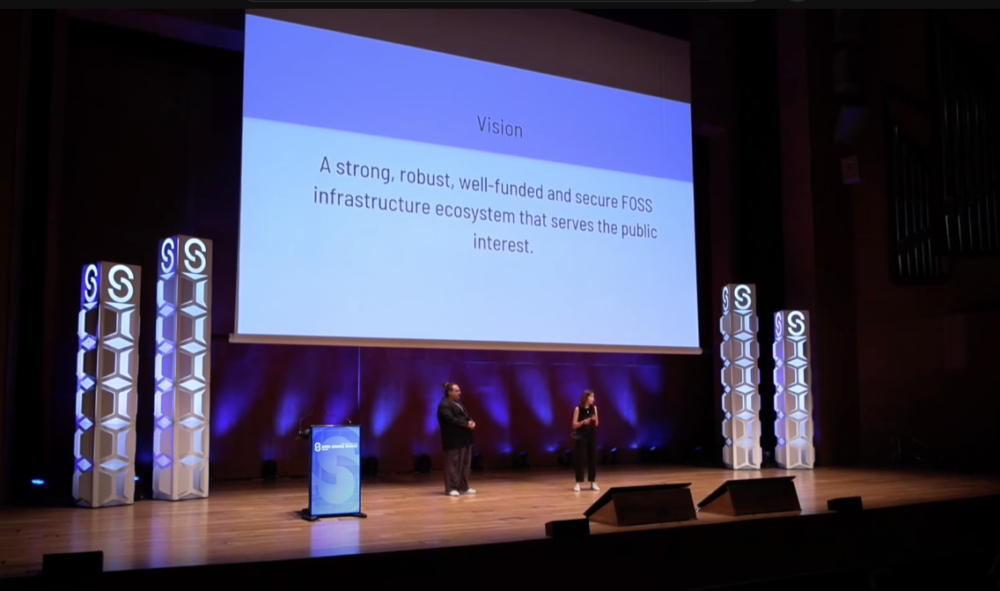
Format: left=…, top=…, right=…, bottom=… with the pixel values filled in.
left=572, top=389, right=600, bottom=492
left=437, top=381, right=477, bottom=496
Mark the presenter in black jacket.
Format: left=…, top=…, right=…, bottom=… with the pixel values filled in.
left=437, top=382, right=477, bottom=496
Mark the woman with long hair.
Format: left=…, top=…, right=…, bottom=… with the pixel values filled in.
left=571, top=389, right=599, bottom=492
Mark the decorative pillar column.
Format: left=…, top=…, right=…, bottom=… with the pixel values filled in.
left=773, top=310, right=815, bottom=468
left=720, top=284, right=761, bottom=469
left=153, top=236, right=213, bottom=500
left=73, top=262, right=142, bottom=507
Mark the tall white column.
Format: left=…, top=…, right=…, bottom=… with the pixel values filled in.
left=720, top=284, right=761, bottom=469
left=773, top=310, right=815, bottom=469
left=73, top=262, right=142, bottom=507
left=153, top=236, right=213, bottom=500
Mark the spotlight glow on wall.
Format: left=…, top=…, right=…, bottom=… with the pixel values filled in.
left=73, top=262, right=142, bottom=507
left=154, top=236, right=213, bottom=500
left=720, top=284, right=761, bottom=470
left=772, top=310, right=814, bottom=469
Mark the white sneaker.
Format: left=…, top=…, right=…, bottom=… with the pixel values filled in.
left=464, top=488, right=477, bottom=495
left=573, top=483, right=581, bottom=492
left=590, top=482, right=600, bottom=491
left=448, top=490, right=460, bottom=496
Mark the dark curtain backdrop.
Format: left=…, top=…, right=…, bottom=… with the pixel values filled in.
left=731, top=11, right=783, bottom=457
left=0, top=10, right=30, bottom=505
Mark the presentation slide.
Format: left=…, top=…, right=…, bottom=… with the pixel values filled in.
left=309, top=425, right=362, bottom=517
left=237, top=14, right=699, bottom=353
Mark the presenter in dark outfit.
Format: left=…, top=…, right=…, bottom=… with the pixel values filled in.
left=437, top=382, right=477, bottom=496
left=572, top=390, right=600, bottom=492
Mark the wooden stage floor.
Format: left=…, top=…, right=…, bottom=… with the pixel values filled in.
left=3, top=465, right=1000, bottom=578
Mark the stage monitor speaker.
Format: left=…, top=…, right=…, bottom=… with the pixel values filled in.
left=545, top=518, right=590, bottom=538
left=584, top=483, right=697, bottom=527
left=42, top=550, right=103, bottom=576
left=828, top=496, right=863, bottom=512
left=697, top=477, right=801, bottom=516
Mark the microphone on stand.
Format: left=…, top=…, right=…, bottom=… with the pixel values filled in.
left=298, top=409, right=351, bottom=438
left=296, top=409, right=314, bottom=440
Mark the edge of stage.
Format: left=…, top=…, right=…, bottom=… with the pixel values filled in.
left=4, top=465, right=1000, bottom=588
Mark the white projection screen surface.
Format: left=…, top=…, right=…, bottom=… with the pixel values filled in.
left=235, top=9, right=699, bottom=354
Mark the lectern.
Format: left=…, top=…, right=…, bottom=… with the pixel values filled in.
left=300, top=425, right=367, bottom=521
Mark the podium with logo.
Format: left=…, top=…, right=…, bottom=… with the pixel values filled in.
left=300, top=425, right=367, bottom=521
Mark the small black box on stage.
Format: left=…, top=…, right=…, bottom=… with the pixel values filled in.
left=42, top=550, right=103, bottom=576
left=545, top=519, right=590, bottom=538
left=827, top=496, right=863, bottom=512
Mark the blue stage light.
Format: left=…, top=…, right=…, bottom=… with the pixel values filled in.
left=30, top=479, right=44, bottom=486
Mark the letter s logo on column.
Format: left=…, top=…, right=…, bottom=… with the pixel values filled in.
left=83, top=264, right=99, bottom=303
left=787, top=311, right=806, bottom=337
left=160, top=238, right=176, bottom=274
left=734, top=284, right=752, bottom=310
left=107, top=265, right=134, bottom=303
left=184, top=238, right=207, bottom=274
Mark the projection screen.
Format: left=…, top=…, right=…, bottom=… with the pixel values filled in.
left=234, top=9, right=698, bottom=354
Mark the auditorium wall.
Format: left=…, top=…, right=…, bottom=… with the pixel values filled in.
left=847, top=10, right=1000, bottom=470
left=776, top=9, right=1000, bottom=471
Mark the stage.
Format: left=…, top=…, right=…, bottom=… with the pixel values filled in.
left=4, top=465, right=1000, bottom=585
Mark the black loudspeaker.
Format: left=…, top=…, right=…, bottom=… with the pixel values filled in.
left=42, top=551, right=103, bottom=576
left=584, top=483, right=697, bottom=527
left=828, top=496, right=863, bottom=512
left=544, top=519, right=590, bottom=538
left=697, top=477, right=801, bottom=516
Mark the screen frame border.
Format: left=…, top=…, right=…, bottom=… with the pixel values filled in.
left=232, top=333, right=702, bottom=355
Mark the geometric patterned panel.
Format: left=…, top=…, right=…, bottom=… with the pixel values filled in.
left=719, top=284, right=761, bottom=470
left=153, top=236, right=212, bottom=501
left=772, top=310, right=814, bottom=469
left=73, top=261, right=142, bottom=507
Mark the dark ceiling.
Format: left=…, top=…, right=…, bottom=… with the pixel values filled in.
left=141, top=9, right=692, bottom=43
left=577, top=9, right=690, bottom=42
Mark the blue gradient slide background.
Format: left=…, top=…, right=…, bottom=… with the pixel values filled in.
left=310, top=426, right=361, bottom=516
left=238, top=15, right=699, bottom=350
